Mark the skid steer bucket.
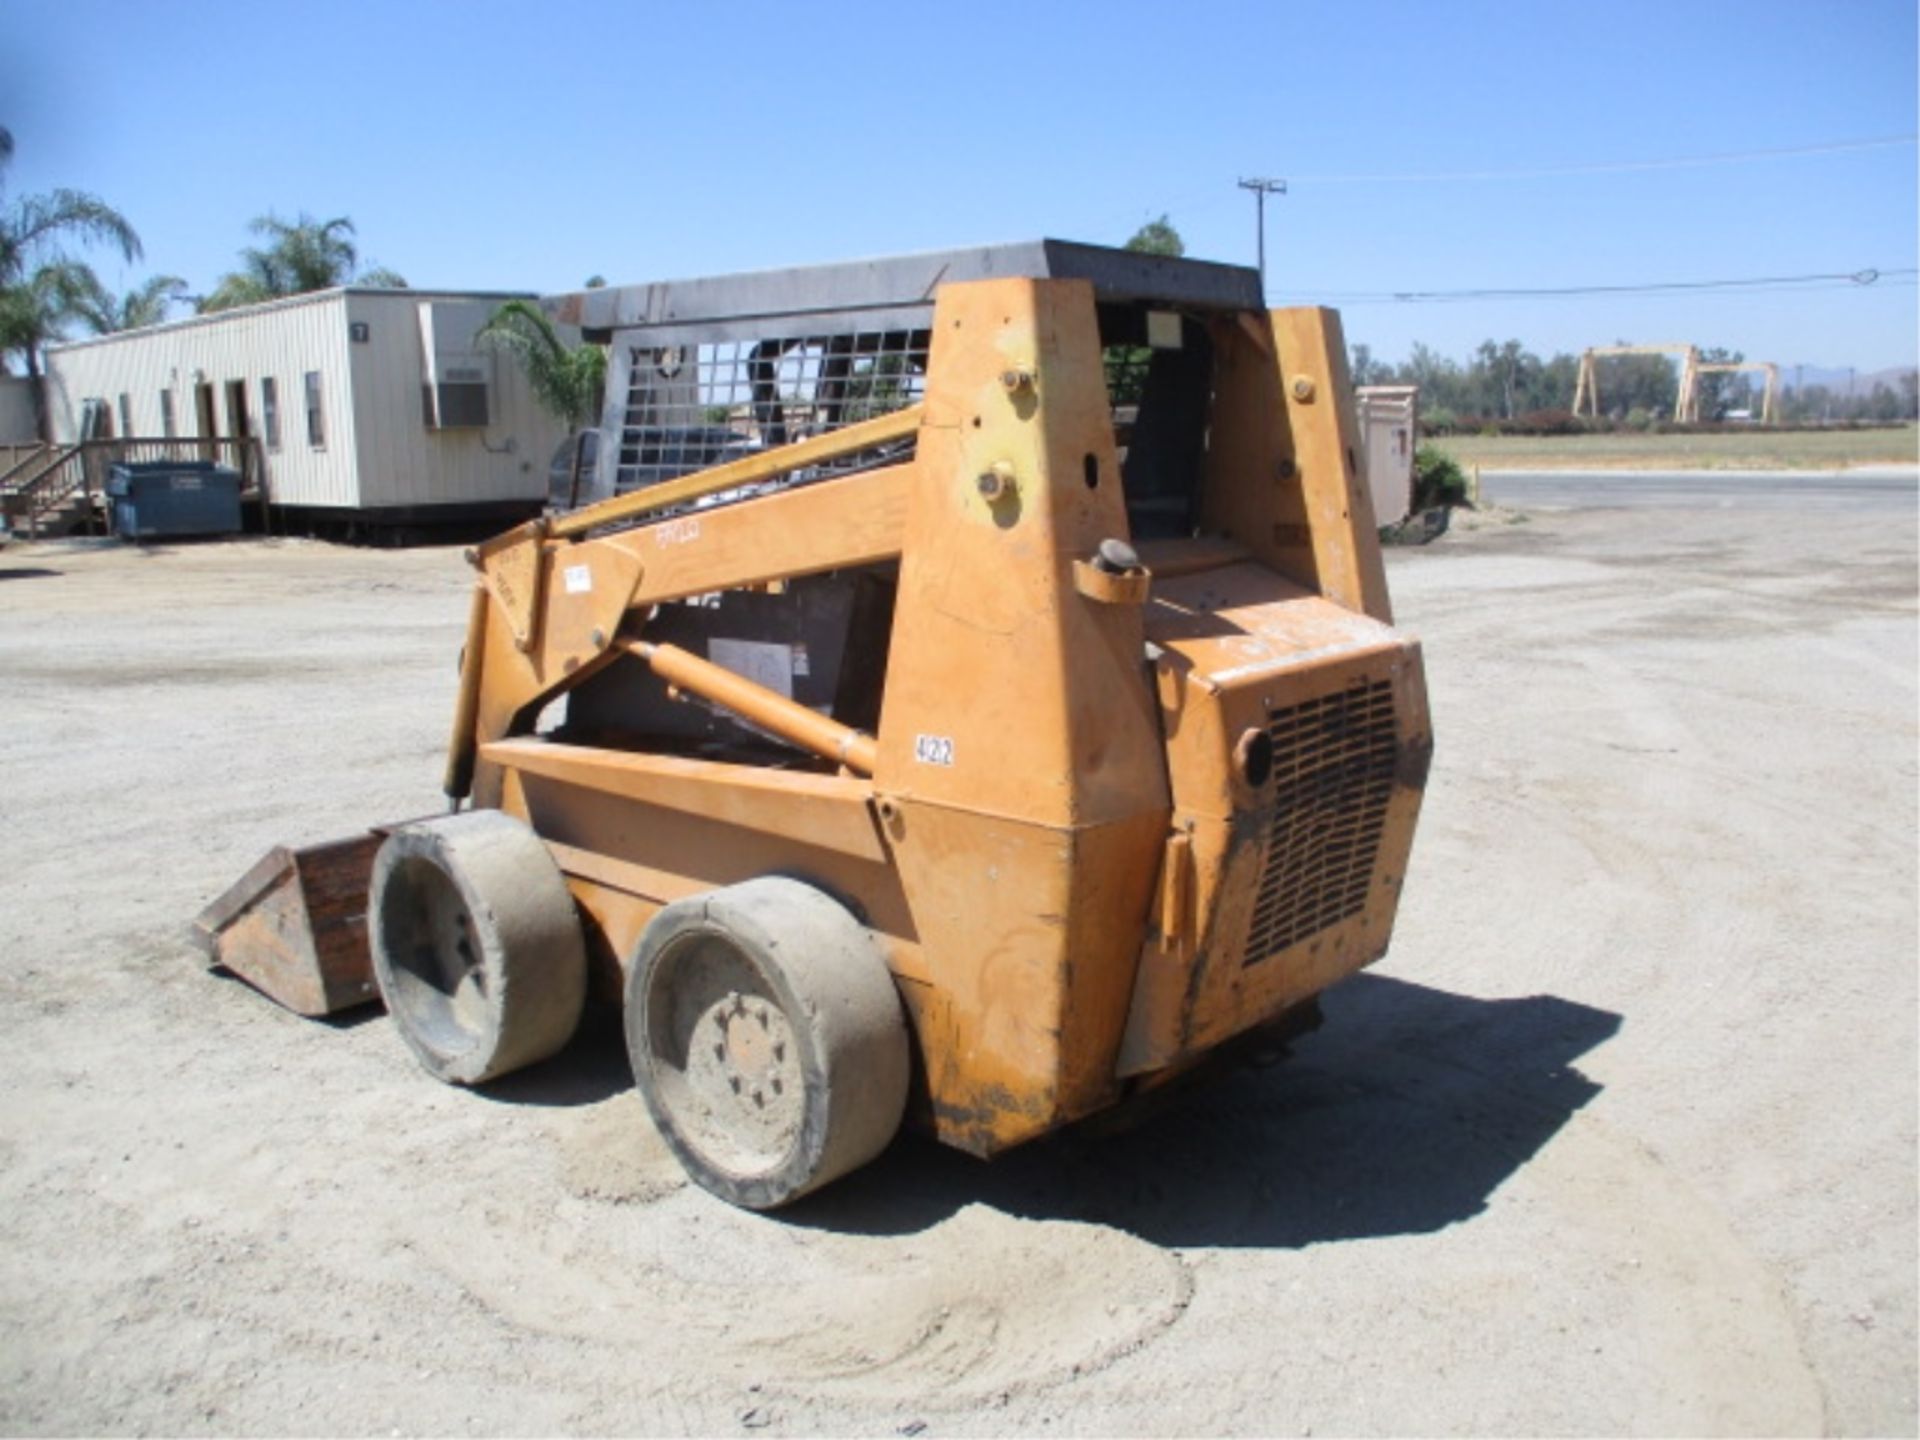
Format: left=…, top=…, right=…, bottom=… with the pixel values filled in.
left=191, top=833, right=384, bottom=1016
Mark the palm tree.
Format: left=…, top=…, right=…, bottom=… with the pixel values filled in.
left=73, top=272, right=189, bottom=334
left=0, top=132, right=143, bottom=381
left=256, top=212, right=356, bottom=292
left=478, top=300, right=606, bottom=506
left=1, top=191, right=142, bottom=295
left=0, top=261, right=93, bottom=377
left=202, top=212, right=406, bottom=311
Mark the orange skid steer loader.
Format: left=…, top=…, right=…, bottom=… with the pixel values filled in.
left=195, top=242, right=1432, bottom=1209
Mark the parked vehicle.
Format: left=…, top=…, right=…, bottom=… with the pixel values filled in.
left=197, top=241, right=1431, bottom=1211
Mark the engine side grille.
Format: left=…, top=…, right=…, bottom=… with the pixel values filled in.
left=1243, top=680, right=1399, bottom=965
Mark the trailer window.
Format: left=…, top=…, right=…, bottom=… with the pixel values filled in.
left=82, top=397, right=113, bottom=440
left=262, top=377, right=281, bottom=451
left=159, top=389, right=176, bottom=438
left=303, top=371, right=324, bottom=448
left=118, top=394, right=133, bottom=437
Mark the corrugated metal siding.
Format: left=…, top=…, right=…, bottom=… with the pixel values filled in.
left=345, top=293, right=565, bottom=509
left=44, top=293, right=357, bottom=507
left=44, top=290, right=568, bottom=512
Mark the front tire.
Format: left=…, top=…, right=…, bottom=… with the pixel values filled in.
left=369, top=810, right=586, bottom=1085
left=626, top=877, right=909, bottom=1209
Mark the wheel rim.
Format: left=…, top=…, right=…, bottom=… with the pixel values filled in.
left=375, top=854, right=490, bottom=1061
left=644, top=930, right=807, bottom=1179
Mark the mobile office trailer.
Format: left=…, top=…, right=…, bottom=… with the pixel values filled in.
left=43, top=288, right=573, bottom=531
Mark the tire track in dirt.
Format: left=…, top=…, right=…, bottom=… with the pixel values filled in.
left=394, top=1094, right=1193, bottom=1406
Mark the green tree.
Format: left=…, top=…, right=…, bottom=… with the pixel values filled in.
left=1403, top=342, right=1462, bottom=409
left=1587, top=346, right=1680, bottom=419
left=1537, top=352, right=1580, bottom=411
left=1124, top=216, right=1185, bottom=257
left=73, top=271, right=188, bottom=334
left=478, top=300, right=606, bottom=506
left=0, top=127, right=143, bottom=380
left=1474, top=340, right=1537, bottom=419
left=1350, top=342, right=1390, bottom=387
left=203, top=212, right=406, bottom=310
left=1689, top=347, right=1744, bottom=420
left=0, top=262, right=94, bottom=380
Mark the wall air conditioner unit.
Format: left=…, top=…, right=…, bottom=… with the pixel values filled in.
left=417, top=302, right=495, bottom=429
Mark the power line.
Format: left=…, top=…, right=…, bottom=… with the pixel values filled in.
left=1288, top=134, right=1918, bottom=185
left=1087, top=135, right=1915, bottom=242
left=1092, top=134, right=1914, bottom=239
left=1308, top=267, right=1919, bottom=305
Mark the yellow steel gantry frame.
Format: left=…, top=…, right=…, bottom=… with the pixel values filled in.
left=1570, top=343, right=1700, bottom=422
left=1679, top=360, right=1780, bottom=424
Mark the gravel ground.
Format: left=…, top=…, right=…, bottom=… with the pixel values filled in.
left=0, top=487, right=1912, bottom=1436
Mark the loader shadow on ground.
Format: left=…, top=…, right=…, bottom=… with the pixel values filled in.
left=206, top=964, right=387, bottom=1029
left=480, top=1007, right=637, bottom=1109
left=791, top=974, right=1623, bottom=1251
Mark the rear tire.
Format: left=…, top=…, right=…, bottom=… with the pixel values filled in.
left=370, top=810, right=586, bottom=1085
left=627, top=877, right=909, bottom=1209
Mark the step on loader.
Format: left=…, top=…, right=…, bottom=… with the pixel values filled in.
left=195, top=241, right=1432, bottom=1209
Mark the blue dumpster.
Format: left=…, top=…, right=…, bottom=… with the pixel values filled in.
left=108, top=461, right=243, bottom=540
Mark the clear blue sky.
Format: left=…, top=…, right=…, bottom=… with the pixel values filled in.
left=6, top=0, right=1916, bottom=372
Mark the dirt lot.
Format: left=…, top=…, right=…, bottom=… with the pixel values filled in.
left=1435, top=425, right=1917, bottom=471
left=0, top=484, right=1913, bottom=1436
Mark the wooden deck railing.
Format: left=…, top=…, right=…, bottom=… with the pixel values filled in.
left=0, top=442, right=49, bottom=476
left=1, top=437, right=268, bottom=539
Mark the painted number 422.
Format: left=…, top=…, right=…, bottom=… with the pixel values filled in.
left=914, top=734, right=955, bottom=766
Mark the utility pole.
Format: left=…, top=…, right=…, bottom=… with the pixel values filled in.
left=1237, top=177, right=1287, bottom=300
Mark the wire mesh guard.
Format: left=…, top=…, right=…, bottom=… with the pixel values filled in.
left=612, top=329, right=931, bottom=497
